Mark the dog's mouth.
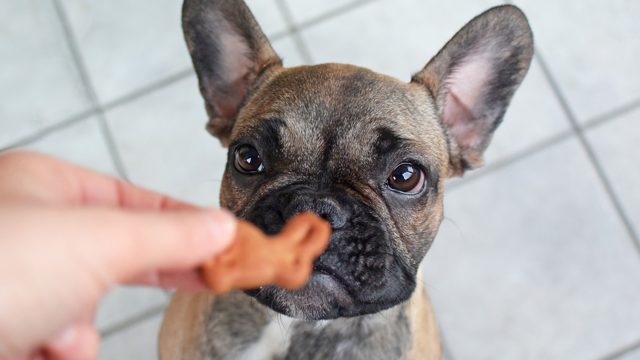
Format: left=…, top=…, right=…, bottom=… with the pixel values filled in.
left=311, top=264, right=351, bottom=291
left=242, top=199, right=418, bottom=320
left=245, top=268, right=358, bottom=320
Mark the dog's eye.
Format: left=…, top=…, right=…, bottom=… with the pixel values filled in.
left=234, top=145, right=264, bottom=174
left=387, top=163, right=425, bottom=194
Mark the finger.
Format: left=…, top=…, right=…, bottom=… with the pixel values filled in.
left=80, top=208, right=237, bottom=283
left=0, top=206, right=235, bottom=356
left=130, top=270, right=210, bottom=291
left=62, top=170, right=197, bottom=211
left=159, top=271, right=209, bottom=291
left=0, top=151, right=196, bottom=210
left=43, top=323, right=99, bottom=360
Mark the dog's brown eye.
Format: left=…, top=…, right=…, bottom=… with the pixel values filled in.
left=387, top=163, right=425, bottom=194
left=234, top=145, right=264, bottom=174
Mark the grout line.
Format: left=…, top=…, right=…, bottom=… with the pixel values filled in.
left=95, top=113, right=130, bottom=179
left=274, top=0, right=314, bottom=64
left=270, top=29, right=291, bottom=42
left=448, top=129, right=575, bottom=192
left=268, top=0, right=379, bottom=43
left=51, top=0, right=129, bottom=180
left=102, top=68, right=195, bottom=112
left=8, top=0, right=378, bottom=152
left=1, top=68, right=194, bottom=152
left=583, top=97, right=640, bottom=132
left=598, top=338, right=640, bottom=360
left=0, top=109, right=96, bottom=152
left=534, top=51, right=640, bottom=256
left=101, top=304, right=167, bottom=339
left=50, top=0, right=98, bottom=107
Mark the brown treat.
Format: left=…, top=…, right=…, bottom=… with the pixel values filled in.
left=200, top=212, right=331, bottom=294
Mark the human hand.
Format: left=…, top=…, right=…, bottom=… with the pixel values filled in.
left=0, top=151, right=236, bottom=360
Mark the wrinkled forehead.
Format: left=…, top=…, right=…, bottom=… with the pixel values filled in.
left=232, top=64, right=447, bottom=170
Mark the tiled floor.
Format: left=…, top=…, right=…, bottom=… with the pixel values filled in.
left=1, top=0, right=639, bottom=359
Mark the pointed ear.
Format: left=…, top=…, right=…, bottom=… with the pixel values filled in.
left=182, top=0, right=281, bottom=145
left=411, top=5, right=533, bottom=176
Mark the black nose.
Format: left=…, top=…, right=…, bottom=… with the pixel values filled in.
left=284, top=196, right=348, bottom=230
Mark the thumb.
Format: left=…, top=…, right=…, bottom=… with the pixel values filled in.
left=95, top=208, right=237, bottom=284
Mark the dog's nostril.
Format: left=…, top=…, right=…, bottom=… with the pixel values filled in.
left=284, top=196, right=348, bottom=230
left=321, top=209, right=347, bottom=230
left=320, top=212, right=341, bottom=229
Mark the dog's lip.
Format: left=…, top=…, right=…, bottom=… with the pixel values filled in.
left=311, top=264, right=351, bottom=293
left=312, top=264, right=338, bottom=278
left=248, top=266, right=349, bottom=293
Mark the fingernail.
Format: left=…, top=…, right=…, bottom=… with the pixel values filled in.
left=205, top=209, right=236, bottom=253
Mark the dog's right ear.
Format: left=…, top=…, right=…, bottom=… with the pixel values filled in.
left=182, top=0, right=281, bottom=145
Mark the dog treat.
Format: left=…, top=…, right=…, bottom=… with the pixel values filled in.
left=200, top=212, right=331, bottom=294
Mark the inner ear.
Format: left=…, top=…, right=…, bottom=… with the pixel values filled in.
left=209, top=27, right=256, bottom=118
left=183, top=0, right=281, bottom=146
left=443, top=50, right=494, bottom=153
left=411, top=5, right=533, bottom=176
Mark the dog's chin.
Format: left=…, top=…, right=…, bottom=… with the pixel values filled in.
left=245, top=272, right=400, bottom=320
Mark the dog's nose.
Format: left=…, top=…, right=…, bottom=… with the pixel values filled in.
left=284, top=196, right=347, bottom=230
left=315, top=199, right=348, bottom=230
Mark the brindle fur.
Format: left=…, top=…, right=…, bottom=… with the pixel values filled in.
left=160, top=280, right=439, bottom=359
left=161, top=1, right=532, bottom=359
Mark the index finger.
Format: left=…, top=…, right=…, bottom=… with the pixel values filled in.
left=69, top=169, right=195, bottom=211
left=0, top=151, right=195, bottom=210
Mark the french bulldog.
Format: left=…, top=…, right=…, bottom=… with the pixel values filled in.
left=160, top=1, right=533, bottom=359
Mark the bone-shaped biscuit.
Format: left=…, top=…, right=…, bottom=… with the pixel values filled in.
left=200, top=212, right=331, bottom=294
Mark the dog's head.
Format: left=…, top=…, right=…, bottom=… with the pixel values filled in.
left=183, top=0, right=533, bottom=320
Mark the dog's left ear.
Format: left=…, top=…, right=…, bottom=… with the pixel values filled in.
left=182, top=0, right=282, bottom=146
left=412, top=5, right=533, bottom=176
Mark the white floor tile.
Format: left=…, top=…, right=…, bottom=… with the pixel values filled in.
left=284, top=0, right=369, bottom=25
left=96, top=287, right=167, bottom=332
left=59, top=0, right=191, bottom=104
left=274, top=36, right=307, bottom=67
left=16, top=117, right=117, bottom=176
left=586, top=107, right=640, bottom=237
left=514, top=0, right=640, bottom=122
left=0, top=0, right=91, bottom=148
left=423, top=138, right=640, bottom=360
left=616, top=346, right=640, bottom=360
left=104, top=34, right=304, bottom=208
left=300, top=0, right=567, bottom=168
left=105, top=75, right=226, bottom=208
left=484, top=58, right=571, bottom=165
left=300, top=0, right=500, bottom=80
left=99, top=314, right=162, bottom=360
left=246, top=0, right=288, bottom=36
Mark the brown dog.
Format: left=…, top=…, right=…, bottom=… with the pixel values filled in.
left=160, top=1, right=533, bottom=359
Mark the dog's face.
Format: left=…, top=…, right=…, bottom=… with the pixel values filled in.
left=183, top=0, right=533, bottom=319
left=224, top=66, right=448, bottom=318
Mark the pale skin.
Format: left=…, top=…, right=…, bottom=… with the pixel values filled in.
left=0, top=151, right=237, bottom=360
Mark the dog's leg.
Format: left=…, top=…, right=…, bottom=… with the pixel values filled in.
left=405, top=275, right=441, bottom=360
left=159, top=292, right=215, bottom=360
left=161, top=292, right=279, bottom=359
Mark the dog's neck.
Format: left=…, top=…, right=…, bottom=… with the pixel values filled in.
left=201, top=292, right=412, bottom=360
